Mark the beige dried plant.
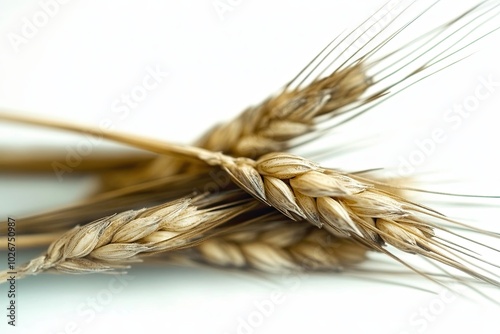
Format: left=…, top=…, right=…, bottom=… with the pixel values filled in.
left=0, top=1, right=499, bottom=300
left=195, top=64, right=370, bottom=158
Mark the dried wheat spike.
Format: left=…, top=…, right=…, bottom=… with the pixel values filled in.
left=196, top=63, right=369, bottom=158
left=212, top=152, right=499, bottom=285
left=138, top=1, right=499, bottom=178
left=0, top=195, right=256, bottom=282
left=169, top=220, right=367, bottom=273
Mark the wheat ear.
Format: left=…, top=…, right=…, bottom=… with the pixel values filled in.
left=148, top=1, right=499, bottom=164
left=195, top=64, right=369, bottom=158
left=119, top=145, right=499, bottom=286
left=169, top=220, right=367, bottom=273
left=0, top=194, right=257, bottom=282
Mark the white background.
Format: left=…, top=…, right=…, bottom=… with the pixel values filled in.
left=1, top=0, right=500, bottom=333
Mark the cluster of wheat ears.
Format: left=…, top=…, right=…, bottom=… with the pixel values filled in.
left=1, top=1, right=499, bottom=301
